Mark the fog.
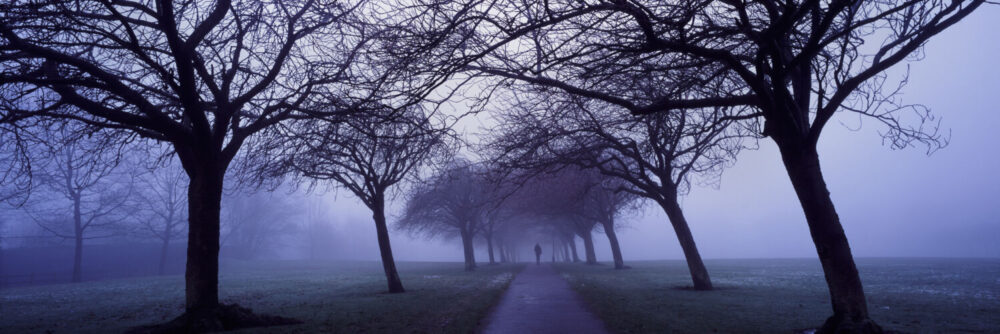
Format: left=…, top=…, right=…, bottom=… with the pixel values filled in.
left=321, top=8, right=1000, bottom=262
left=2, top=7, right=998, bottom=276
left=335, top=9, right=987, bottom=262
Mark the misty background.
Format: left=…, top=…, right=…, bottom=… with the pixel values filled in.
left=0, top=5, right=996, bottom=275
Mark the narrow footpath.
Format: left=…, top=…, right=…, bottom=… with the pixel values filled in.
left=480, top=263, right=610, bottom=334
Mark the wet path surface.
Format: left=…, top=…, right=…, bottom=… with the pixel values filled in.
left=480, top=264, right=610, bottom=334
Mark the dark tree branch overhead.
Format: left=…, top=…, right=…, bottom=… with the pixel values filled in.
left=1, top=0, right=478, bottom=330
left=469, top=0, right=987, bottom=332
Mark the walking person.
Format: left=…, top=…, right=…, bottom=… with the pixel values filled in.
left=534, top=243, right=542, bottom=265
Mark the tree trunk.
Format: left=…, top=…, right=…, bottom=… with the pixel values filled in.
left=184, top=167, right=224, bottom=312
left=602, top=219, right=625, bottom=269
left=659, top=197, right=713, bottom=290
left=778, top=142, right=880, bottom=333
left=486, top=234, right=496, bottom=265
left=568, top=237, right=580, bottom=262
left=158, top=234, right=171, bottom=276
left=372, top=195, right=405, bottom=293
left=562, top=241, right=570, bottom=262
left=498, top=240, right=507, bottom=263
left=72, top=194, right=83, bottom=283
left=580, top=231, right=598, bottom=265
left=460, top=228, right=476, bottom=271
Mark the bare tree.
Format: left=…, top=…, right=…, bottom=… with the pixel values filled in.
left=0, top=0, right=464, bottom=328
left=472, top=1, right=987, bottom=331
left=398, top=161, right=493, bottom=271
left=220, top=191, right=301, bottom=260
left=578, top=171, right=641, bottom=270
left=278, top=106, right=451, bottom=292
left=133, top=159, right=187, bottom=275
left=489, top=89, right=747, bottom=287
left=25, top=129, right=130, bottom=283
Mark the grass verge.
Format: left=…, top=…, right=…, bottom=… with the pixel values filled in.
left=0, top=261, right=523, bottom=333
left=555, top=258, right=999, bottom=333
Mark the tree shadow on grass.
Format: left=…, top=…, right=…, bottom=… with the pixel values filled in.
left=125, top=303, right=301, bottom=334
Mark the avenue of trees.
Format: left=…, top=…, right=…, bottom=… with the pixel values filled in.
left=1, top=0, right=990, bottom=333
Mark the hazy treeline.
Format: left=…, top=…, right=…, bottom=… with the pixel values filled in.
left=0, top=0, right=989, bottom=333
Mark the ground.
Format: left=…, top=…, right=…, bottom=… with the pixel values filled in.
left=481, top=264, right=608, bottom=334
left=3, top=258, right=997, bottom=333
left=555, top=258, right=1000, bottom=333
left=0, top=261, right=522, bottom=334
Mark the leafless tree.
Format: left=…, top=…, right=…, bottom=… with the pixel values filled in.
left=398, top=160, right=494, bottom=271
left=220, top=191, right=301, bottom=260
left=488, top=89, right=747, bottom=287
left=578, top=171, right=642, bottom=270
left=278, top=106, right=452, bottom=292
left=132, top=159, right=187, bottom=275
left=1, top=0, right=470, bottom=328
left=471, top=1, right=987, bottom=331
left=24, top=128, right=130, bottom=283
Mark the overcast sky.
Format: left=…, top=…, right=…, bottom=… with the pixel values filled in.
left=4, top=6, right=996, bottom=264
left=355, top=5, right=1000, bottom=262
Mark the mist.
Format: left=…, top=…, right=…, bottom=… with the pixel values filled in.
left=1, top=1, right=997, bottom=333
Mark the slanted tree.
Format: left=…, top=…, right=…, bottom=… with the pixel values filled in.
left=472, top=1, right=987, bottom=331
left=278, top=106, right=450, bottom=293
left=578, top=172, right=641, bottom=270
left=489, top=90, right=745, bottom=285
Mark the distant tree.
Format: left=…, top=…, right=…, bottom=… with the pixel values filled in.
left=472, top=1, right=987, bottom=330
left=488, top=83, right=748, bottom=288
left=24, top=129, right=130, bottom=283
left=513, top=168, right=605, bottom=264
left=300, top=199, right=336, bottom=261
left=132, top=160, right=187, bottom=275
left=0, top=214, right=6, bottom=287
left=220, top=192, right=300, bottom=260
left=578, top=172, right=641, bottom=270
left=399, top=161, right=493, bottom=271
left=0, top=0, right=469, bottom=327
left=278, top=106, right=451, bottom=292
left=0, top=0, right=358, bottom=326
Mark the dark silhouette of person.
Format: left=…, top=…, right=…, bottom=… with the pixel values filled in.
left=534, top=243, right=542, bottom=265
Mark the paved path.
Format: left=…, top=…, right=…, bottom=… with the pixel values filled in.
left=480, top=264, right=610, bottom=334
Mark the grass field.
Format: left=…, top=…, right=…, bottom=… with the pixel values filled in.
left=556, top=258, right=1000, bottom=334
left=0, top=261, right=523, bottom=334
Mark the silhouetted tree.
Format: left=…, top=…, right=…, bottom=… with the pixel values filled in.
left=578, top=172, right=641, bottom=270
left=133, top=160, right=187, bottom=275
left=220, top=191, right=301, bottom=260
left=0, top=0, right=357, bottom=327
left=398, top=161, right=493, bottom=271
left=490, top=90, right=746, bottom=285
left=25, top=129, right=130, bottom=283
left=472, top=1, right=986, bottom=331
left=279, top=106, right=451, bottom=292
left=0, top=0, right=466, bottom=328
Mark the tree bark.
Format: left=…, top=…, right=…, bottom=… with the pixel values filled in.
left=602, top=219, right=625, bottom=269
left=568, top=237, right=580, bottom=262
left=579, top=231, right=598, bottom=265
left=158, top=234, right=171, bottom=276
left=184, top=165, right=224, bottom=312
left=72, top=194, right=82, bottom=283
left=659, top=198, right=713, bottom=290
left=460, top=227, right=476, bottom=271
left=562, top=241, right=570, bottom=262
left=777, top=141, right=880, bottom=333
left=371, top=194, right=405, bottom=293
left=498, top=240, right=507, bottom=263
left=486, top=234, right=496, bottom=264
